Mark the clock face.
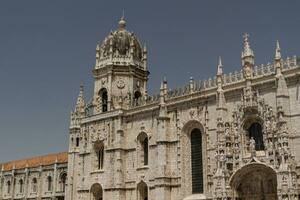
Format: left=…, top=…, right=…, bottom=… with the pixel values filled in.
left=116, top=79, right=125, bottom=89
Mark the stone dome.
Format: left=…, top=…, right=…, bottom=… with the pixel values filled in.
left=99, top=17, right=143, bottom=61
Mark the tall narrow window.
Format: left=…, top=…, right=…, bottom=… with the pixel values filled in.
left=7, top=181, right=11, bottom=194
left=137, top=181, right=148, bottom=200
left=95, top=140, right=104, bottom=170
left=60, top=173, right=67, bottom=192
left=248, top=122, right=264, bottom=150
left=91, top=183, right=103, bottom=200
left=47, top=176, right=52, bottom=191
left=137, top=132, right=149, bottom=166
left=143, top=137, right=148, bottom=166
left=191, top=128, right=203, bottom=193
left=134, top=91, right=142, bottom=106
left=98, top=147, right=104, bottom=170
left=32, top=178, right=37, bottom=193
left=99, top=88, right=108, bottom=112
left=19, top=179, right=24, bottom=193
left=76, top=137, right=80, bottom=147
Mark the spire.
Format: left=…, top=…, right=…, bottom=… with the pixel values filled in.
left=159, top=78, right=166, bottom=105
left=275, top=40, right=281, bottom=61
left=216, top=57, right=224, bottom=87
left=216, top=57, right=227, bottom=114
left=217, top=56, right=223, bottom=76
left=75, top=86, right=85, bottom=115
left=242, top=33, right=254, bottom=58
left=275, top=40, right=283, bottom=77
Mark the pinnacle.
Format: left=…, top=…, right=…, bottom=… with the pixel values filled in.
left=242, top=33, right=254, bottom=58
left=217, top=56, right=223, bottom=76
left=275, top=40, right=281, bottom=60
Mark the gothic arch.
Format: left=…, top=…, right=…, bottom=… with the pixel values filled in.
left=32, top=177, right=38, bottom=193
left=181, top=120, right=207, bottom=196
left=59, top=172, right=67, bottom=192
left=137, top=132, right=149, bottom=166
left=90, top=183, right=103, bottom=200
left=137, top=181, right=148, bottom=200
left=134, top=90, right=142, bottom=106
left=99, top=88, right=108, bottom=112
left=229, top=163, right=278, bottom=200
left=94, top=140, right=105, bottom=170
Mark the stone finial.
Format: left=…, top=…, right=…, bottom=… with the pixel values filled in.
left=118, top=12, right=126, bottom=29
left=159, top=78, right=166, bottom=106
left=143, top=43, right=147, bottom=53
left=242, top=33, right=254, bottom=58
left=217, top=56, right=223, bottom=76
left=163, top=76, right=168, bottom=91
left=189, top=77, right=194, bottom=93
left=275, top=40, right=282, bottom=61
left=216, top=57, right=224, bottom=88
left=142, top=43, right=148, bottom=71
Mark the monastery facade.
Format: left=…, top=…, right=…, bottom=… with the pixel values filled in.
left=1, top=17, right=300, bottom=200
left=0, top=153, right=67, bottom=200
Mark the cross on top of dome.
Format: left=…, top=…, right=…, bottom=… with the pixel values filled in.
left=118, top=11, right=126, bottom=29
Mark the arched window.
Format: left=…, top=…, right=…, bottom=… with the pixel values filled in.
left=19, top=179, right=24, bottom=193
left=94, top=140, right=104, bottom=170
left=60, top=173, right=67, bottom=192
left=248, top=122, right=264, bottom=150
left=7, top=181, right=11, bottom=194
left=99, top=88, right=108, bottom=112
left=191, top=128, right=203, bottom=194
left=32, top=178, right=37, bottom=193
left=137, top=132, right=149, bottom=166
left=76, top=137, right=80, bottom=147
left=143, top=137, right=148, bottom=166
left=90, top=183, right=103, bottom=200
left=47, top=176, right=53, bottom=191
left=137, top=181, right=148, bottom=200
left=134, top=91, right=142, bottom=106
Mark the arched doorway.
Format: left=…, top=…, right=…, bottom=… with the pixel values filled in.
left=90, top=183, right=103, bottom=200
left=137, top=181, right=148, bottom=200
left=230, top=163, right=278, bottom=200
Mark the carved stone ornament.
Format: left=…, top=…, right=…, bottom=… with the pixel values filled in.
left=116, top=79, right=125, bottom=89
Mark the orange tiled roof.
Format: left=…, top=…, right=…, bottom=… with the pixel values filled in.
left=1, top=152, right=68, bottom=171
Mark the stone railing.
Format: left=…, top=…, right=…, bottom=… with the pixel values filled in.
left=129, top=56, right=299, bottom=108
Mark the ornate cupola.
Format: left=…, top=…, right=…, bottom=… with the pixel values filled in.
left=92, top=17, right=149, bottom=113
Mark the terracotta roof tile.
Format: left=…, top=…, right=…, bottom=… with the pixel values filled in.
left=1, top=152, right=68, bottom=171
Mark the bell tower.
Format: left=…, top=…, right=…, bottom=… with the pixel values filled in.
left=92, top=17, right=149, bottom=113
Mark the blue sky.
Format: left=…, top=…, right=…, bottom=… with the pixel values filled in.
left=0, top=0, right=299, bottom=162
